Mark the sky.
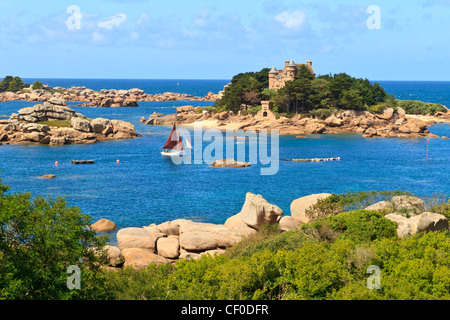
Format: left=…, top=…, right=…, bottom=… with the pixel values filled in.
left=0, top=0, right=449, bottom=80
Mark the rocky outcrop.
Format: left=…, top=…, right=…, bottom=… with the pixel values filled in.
left=122, top=248, right=169, bottom=269
left=41, top=174, right=56, bottom=179
left=16, top=99, right=80, bottom=123
left=390, top=195, right=425, bottom=214
left=211, top=159, right=251, bottom=168
left=0, top=101, right=141, bottom=146
left=91, top=219, right=118, bottom=232
left=290, top=193, right=332, bottom=224
left=365, top=200, right=392, bottom=211
left=279, top=216, right=303, bottom=231
left=364, top=195, right=425, bottom=215
left=113, top=219, right=249, bottom=269
left=361, top=195, right=449, bottom=237
left=117, top=227, right=163, bottom=251
left=141, top=107, right=448, bottom=139
left=104, top=245, right=123, bottom=267
left=104, top=192, right=283, bottom=269
left=385, top=212, right=449, bottom=238
left=234, top=193, right=284, bottom=229
left=98, top=191, right=449, bottom=270
left=0, top=87, right=219, bottom=106
left=156, top=236, right=180, bottom=259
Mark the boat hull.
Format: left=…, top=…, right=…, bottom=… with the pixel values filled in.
left=161, top=150, right=184, bottom=156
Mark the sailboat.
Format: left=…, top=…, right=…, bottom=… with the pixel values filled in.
left=161, top=123, right=192, bottom=156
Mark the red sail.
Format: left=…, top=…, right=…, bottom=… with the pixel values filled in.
left=174, top=135, right=184, bottom=150
left=162, top=123, right=184, bottom=150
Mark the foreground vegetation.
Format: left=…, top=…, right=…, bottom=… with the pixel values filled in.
left=1, top=179, right=449, bottom=300
left=0, top=180, right=111, bottom=299
left=214, top=68, right=447, bottom=117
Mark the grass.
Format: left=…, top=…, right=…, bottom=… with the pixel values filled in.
left=37, top=120, right=71, bottom=128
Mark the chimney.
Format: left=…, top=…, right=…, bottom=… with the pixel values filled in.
left=307, top=60, right=312, bottom=67
left=285, top=60, right=290, bottom=67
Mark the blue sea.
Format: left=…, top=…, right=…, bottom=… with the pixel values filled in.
left=1, top=79, right=450, bottom=243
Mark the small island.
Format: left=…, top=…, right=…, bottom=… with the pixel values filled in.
left=142, top=60, right=449, bottom=139
left=0, top=98, right=141, bottom=146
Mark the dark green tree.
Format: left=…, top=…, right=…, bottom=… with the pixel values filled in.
left=0, top=76, right=13, bottom=92
left=327, top=73, right=354, bottom=107
left=311, top=78, right=333, bottom=108
left=0, top=179, right=112, bottom=299
left=7, top=77, right=25, bottom=92
left=32, top=81, right=44, bottom=90
left=214, top=68, right=269, bottom=112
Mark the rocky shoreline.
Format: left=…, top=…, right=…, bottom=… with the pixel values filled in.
left=90, top=192, right=449, bottom=270
left=0, top=98, right=140, bottom=146
left=0, top=87, right=219, bottom=107
left=142, top=106, right=450, bottom=139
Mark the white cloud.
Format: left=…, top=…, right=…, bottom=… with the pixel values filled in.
left=97, top=14, right=127, bottom=30
left=274, top=10, right=306, bottom=29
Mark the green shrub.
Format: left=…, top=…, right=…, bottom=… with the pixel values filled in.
left=305, top=190, right=412, bottom=221
left=368, top=102, right=398, bottom=114
left=103, top=222, right=450, bottom=301
left=398, top=100, right=447, bottom=115
left=204, top=106, right=219, bottom=113
left=430, top=202, right=450, bottom=220
left=37, top=120, right=71, bottom=128
left=226, top=223, right=308, bottom=259
left=0, top=179, right=111, bottom=299
left=248, top=105, right=261, bottom=116
left=240, top=109, right=249, bottom=116
left=310, top=210, right=398, bottom=243
left=309, top=108, right=334, bottom=119
left=32, top=81, right=44, bottom=90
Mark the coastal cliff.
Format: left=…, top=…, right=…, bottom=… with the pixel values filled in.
left=142, top=106, right=450, bottom=138
left=0, top=98, right=141, bottom=146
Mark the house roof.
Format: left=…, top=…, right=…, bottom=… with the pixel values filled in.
left=287, top=59, right=296, bottom=67
left=269, top=66, right=278, bottom=74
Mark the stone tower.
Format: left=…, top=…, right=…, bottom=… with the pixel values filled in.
left=286, top=59, right=297, bottom=82
left=268, top=66, right=278, bottom=89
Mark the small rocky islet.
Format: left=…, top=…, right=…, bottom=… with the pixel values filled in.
left=90, top=192, right=449, bottom=270
left=0, top=98, right=141, bottom=146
